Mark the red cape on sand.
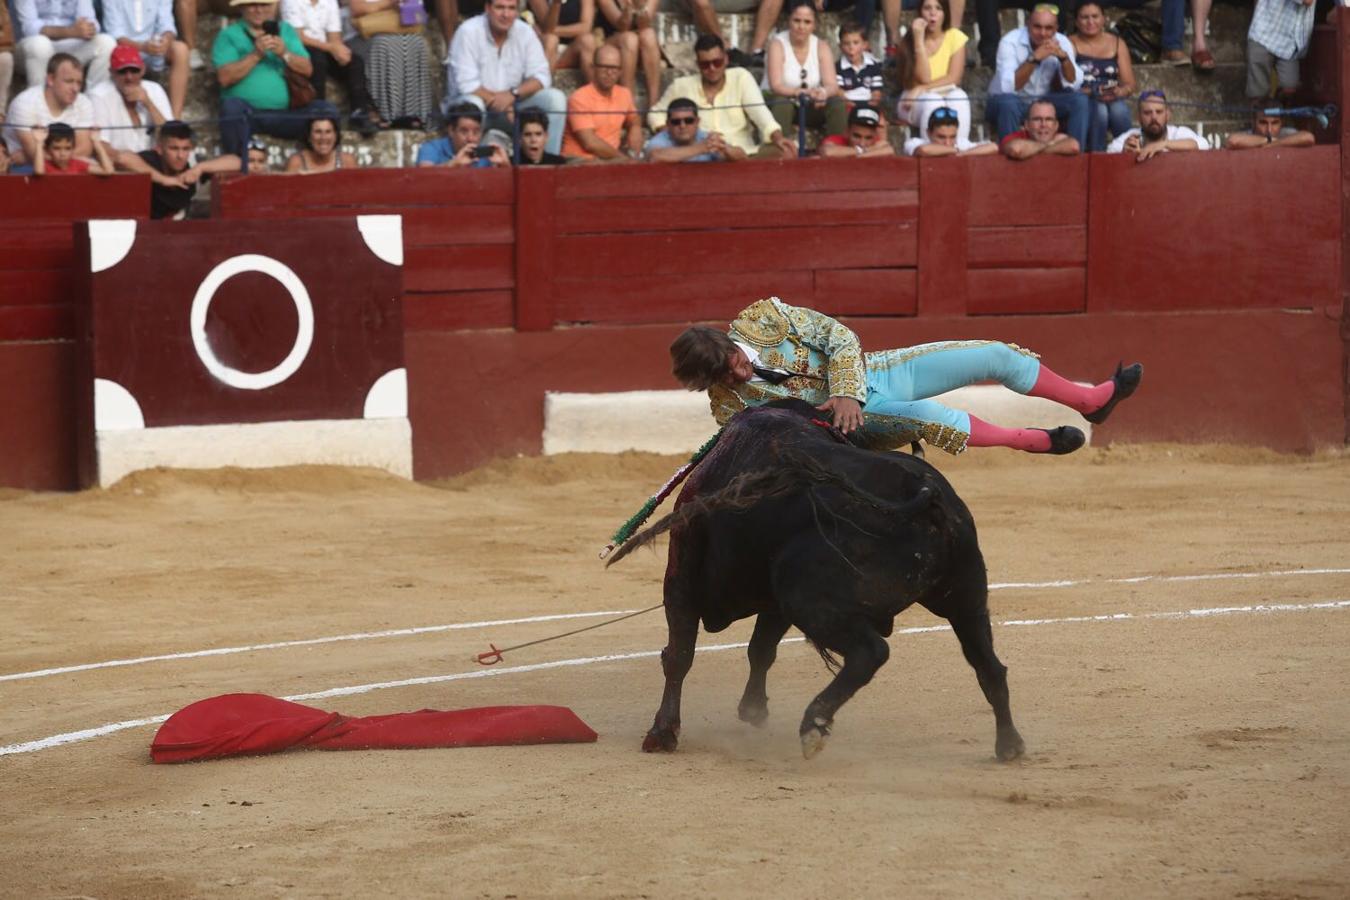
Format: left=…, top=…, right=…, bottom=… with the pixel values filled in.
left=151, top=693, right=598, bottom=763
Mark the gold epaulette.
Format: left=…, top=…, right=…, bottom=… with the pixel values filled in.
left=729, top=298, right=790, bottom=348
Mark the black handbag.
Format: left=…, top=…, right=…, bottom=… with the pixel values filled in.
left=1114, top=13, right=1163, bottom=65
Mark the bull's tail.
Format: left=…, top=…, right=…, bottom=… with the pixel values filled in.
left=604, top=449, right=934, bottom=568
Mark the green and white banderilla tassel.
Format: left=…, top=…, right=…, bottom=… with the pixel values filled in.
left=598, top=429, right=723, bottom=559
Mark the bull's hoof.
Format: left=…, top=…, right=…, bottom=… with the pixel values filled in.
left=800, top=717, right=831, bottom=760
left=737, top=700, right=769, bottom=727
left=642, top=727, right=679, bottom=753
left=995, top=727, right=1026, bottom=762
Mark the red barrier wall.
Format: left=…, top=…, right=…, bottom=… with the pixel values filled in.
left=0, top=176, right=149, bottom=490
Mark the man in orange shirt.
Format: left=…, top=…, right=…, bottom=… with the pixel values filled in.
left=561, top=44, right=643, bottom=160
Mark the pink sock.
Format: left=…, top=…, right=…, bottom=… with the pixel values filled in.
left=1028, top=365, right=1114, bottom=415
left=968, top=416, right=1051, bottom=453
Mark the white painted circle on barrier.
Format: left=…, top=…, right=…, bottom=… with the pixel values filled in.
left=190, top=254, right=315, bottom=391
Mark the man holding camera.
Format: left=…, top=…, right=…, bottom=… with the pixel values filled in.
left=213, top=0, right=338, bottom=156
left=416, top=101, right=510, bottom=167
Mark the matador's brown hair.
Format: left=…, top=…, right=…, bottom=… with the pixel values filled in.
left=670, top=325, right=737, bottom=391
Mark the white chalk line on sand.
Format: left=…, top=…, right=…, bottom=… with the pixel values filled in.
left=3, top=596, right=1347, bottom=758
left=5, top=567, right=1349, bottom=685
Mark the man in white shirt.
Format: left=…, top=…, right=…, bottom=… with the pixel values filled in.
left=444, top=0, right=566, bottom=155
left=100, top=0, right=188, bottom=116
left=3, top=51, right=95, bottom=163
left=14, top=0, right=117, bottom=87
left=905, top=106, right=997, bottom=157
left=1106, top=89, right=1207, bottom=161
left=91, top=45, right=172, bottom=154
left=281, top=0, right=375, bottom=134
left=985, top=4, right=1088, bottom=147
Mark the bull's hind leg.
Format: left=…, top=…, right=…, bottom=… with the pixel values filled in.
left=643, top=595, right=699, bottom=753
left=796, top=623, right=891, bottom=760
left=949, top=611, right=1025, bottom=761
left=738, top=613, right=792, bottom=727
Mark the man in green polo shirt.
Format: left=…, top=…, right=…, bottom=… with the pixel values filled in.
left=214, top=0, right=337, bottom=158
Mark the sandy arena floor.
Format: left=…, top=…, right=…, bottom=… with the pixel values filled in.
left=2, top=444, right=1349, bottom=899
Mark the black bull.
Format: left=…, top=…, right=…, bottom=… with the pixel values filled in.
left=607, top=400, right=1025, bottom=761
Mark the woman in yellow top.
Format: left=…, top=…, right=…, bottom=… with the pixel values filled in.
left=895, top=0, right=970, bottom=145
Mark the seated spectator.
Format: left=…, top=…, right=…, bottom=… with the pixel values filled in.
left=649, top=34, right=795, bottom=158
left=1191, top=0, right=1216, bottom=71
left=0, top=141, right=10, bottom=171
left=561, top=44, right=642, bottom=160
left=1247, top=0, right=1315, bottom=101
left=1225, top=103, right=1315, bottom=150
left=836, top=19, right=882, bottom=108
left=595, top=0, right=661, bottom=106
left=999, top=97, right=1081, bottom=158
left=645, top=96, right=745, bottom=162
left=526, top=0, right=597, bottom=85
left=246, top=137, right=273, bottom=170
left=882, top=0, right=964, bottom=58
left=904, top=104, right=996, bottom=155
left=818, top=102, right=893, bottom=157
left=896, top=0, right=970, bottom=144
left=351, top=0, right=434, bottom=129
left=1, top=1, right=14, bottom=119
left=416, top=101, right=511, bottom=167
left=281, top=0, right=375, bottom=134
left=101, top=0, right=189, bottom=116
left=91, top=46, right=172, bottom=154
left=214, top=0, right=339, bottom=157
left=116, top=120, right=242, bottom=218
left=687, top=0, right=783, bottom=70
left=284, top=114, right=357, bottom=171
left=516, top=108, right=566, bottom=164
left=974, top=0, right=1064, bottom=69
left=3, top=52, right=95, bottom=164
left=32, top=121, right=112, bottom=173
left=1068, top=1, right=1134, bottom=152
left=986, top=4, right=1088, bottom=146
left=764, top=0, right=847, bottom=141
left=1090, top=0, right=1187, bottom=66
left=14, top=0, right=116, bottom=88
left=1106, top=89, right=1205, bottom=160
left=445, top=0, right=567, bottom=156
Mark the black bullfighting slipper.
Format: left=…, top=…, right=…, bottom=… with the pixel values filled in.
left=1035, top=426, right=1086, bottom=455
left=1084, top=362, right=1144, bottom=425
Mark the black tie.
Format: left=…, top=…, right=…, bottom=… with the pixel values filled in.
left=752, top=364, right=794, bottom=385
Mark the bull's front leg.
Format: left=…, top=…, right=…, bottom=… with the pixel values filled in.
left=738, top=612, right=791, bottom=727
left=643, top=595, right=699, bottom=753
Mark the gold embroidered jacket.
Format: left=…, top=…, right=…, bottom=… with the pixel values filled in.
left=708, top=297, right=867, bottom=426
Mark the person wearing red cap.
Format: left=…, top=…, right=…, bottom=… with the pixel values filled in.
left=101, top=0, right=190, bottom=117
left=91, top=45, right=174, bottom=154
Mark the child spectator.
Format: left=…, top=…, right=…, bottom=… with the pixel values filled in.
left=516, top=108, right=567, bottom=165
left=280, top=0, right=376, bottom=135
left=896, top=0, right=971, bottom=144
left=32, top=121, right=113, bottom=173
left=101, top=0, right=190, bottom=117
left=836, top=20, right=883, bottom=108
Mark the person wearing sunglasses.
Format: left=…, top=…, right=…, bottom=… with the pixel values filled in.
left=985, top=3, right=1089, bottom=147
left=818, top=103, right=893, bottom=157
left=671, top=296, right=1143, bottom=456
left=904, top=104, right=996, bottom=155
left=647, top=33, right=797, bottom=158
left=1105, top=89, right=1203, bottom=161
left=999, top=97, right=1080, bottom=159
left=762, top=0, right=847, bottom=143
left=645, top=96, right=746, bottom=162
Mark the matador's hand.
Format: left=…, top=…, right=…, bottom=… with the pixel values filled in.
left=816, top=396, right=864, bottom=434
